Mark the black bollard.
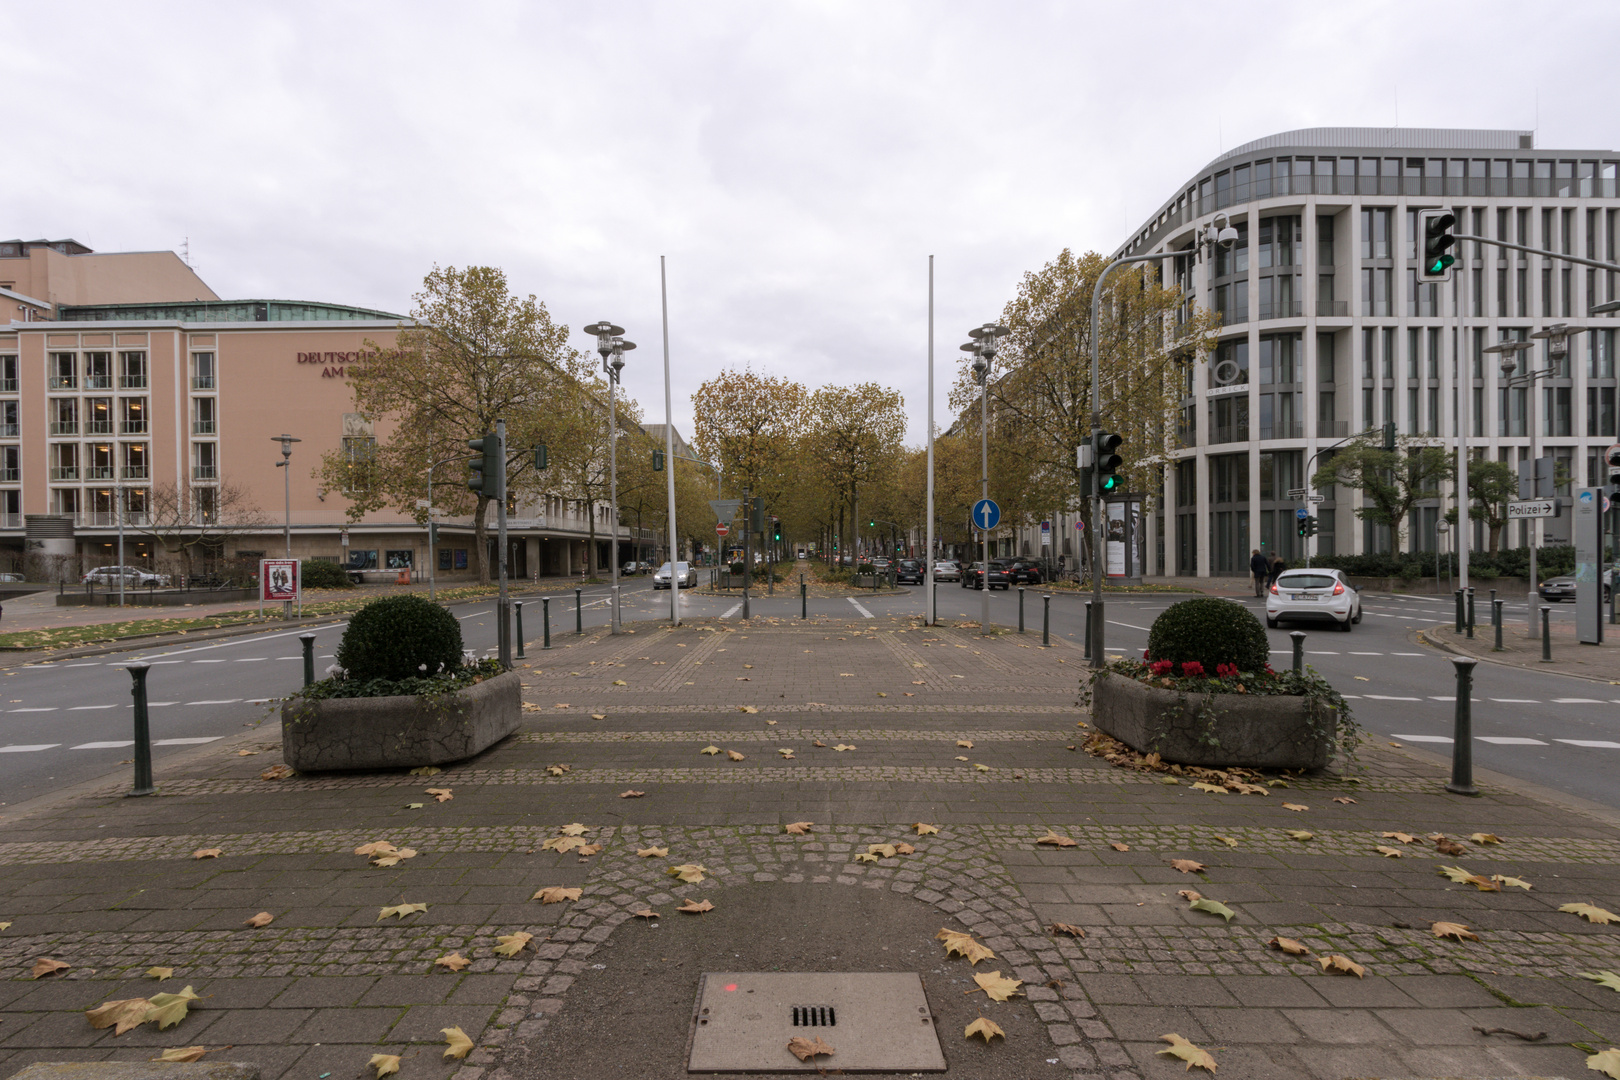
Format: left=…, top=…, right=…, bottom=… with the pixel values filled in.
left=1454, top=589, right=1464, bottom=633
left=1042, top=594, right=1051, bottom=647
left=1493, top=599, right=1504, bottom=652
left=575, top=587, right=583, bottom=635
left=1290, top=630, right=1306, bottom=674
left=300, top=632, right=317, bottom=687
left=1083, top=601, right=1093, bottom=660
left=515, top=601, right=525, bottom=660
left=1018, top=587, right=1026, bottom=633
left=127, top=662, right=154, bottom=797
left=800, top=576, right=807, bottom=620
left=1445, top=657, right=1479, bottom=796
left=1466, top=588, right=1476, bottom=639
left=1541, top=607, right=1552, bottom=662
left=542, top=596, right=552, bottom=650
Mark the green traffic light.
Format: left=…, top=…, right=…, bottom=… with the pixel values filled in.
left=1099, top=474, right=1121, bottom=494
left=1426, top=254, right=1455, bottom=275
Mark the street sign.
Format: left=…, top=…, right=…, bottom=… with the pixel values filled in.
left=715, top=523, right=730, bottom=536
left=1040, top=521, right=1051, bottom=546
left=1508, top=500, right=1557, bottom=519
left=1286, top=488, right=1308, bottom=499
left=708, top=498, right=740, bottom=523
left=1295, top=507, right=1308, bottom=520
left=972, top=499, right=1001, bottom=531
left=1306, top=495, right=1325, bottom=503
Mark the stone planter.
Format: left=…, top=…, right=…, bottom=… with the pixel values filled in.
left=1092, top=670, right=1337, bottom=770
left=281, top=669, right=521, bottom=772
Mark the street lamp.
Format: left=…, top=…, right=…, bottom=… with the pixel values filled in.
left=1485, top=337, right=1547, bottom=637
left=961, top=322, right=1009, bottom=634
left=1592, top=300, right=1620, bottom=315
left=584, top=321, right=633, bottom=634
left=271, top=434, right=301, bottom=558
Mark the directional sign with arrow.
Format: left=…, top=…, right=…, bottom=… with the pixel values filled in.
left=971, top=498, right=1001, bottom=531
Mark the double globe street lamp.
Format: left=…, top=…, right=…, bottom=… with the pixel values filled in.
left=584, top=322, right=634, bottom=635
left=960, top=322, right=1009, bottom=634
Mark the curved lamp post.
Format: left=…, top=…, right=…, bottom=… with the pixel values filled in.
left=584, top=321, right=633, bottom=634
left=961, top=323, right=1009, bottom=634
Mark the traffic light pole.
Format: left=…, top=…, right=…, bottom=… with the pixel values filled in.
left=980, top=368, right=991, bottom=634
left=496, top=419, right=510, bottom=668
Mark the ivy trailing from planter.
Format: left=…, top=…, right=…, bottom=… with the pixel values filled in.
left=294, top=657, right=504, bottom=703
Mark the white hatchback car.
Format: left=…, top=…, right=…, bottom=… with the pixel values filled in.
left=1266, top=568, right=1361, bottom=631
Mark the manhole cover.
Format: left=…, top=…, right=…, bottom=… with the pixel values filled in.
left=688, top=971, right=946, bottom=1073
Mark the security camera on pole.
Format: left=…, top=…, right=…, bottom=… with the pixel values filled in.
left=584, top=321, right=634, bottom=635
left=960, top=322, right=1009, bottom=634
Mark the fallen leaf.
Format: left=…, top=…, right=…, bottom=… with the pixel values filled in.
left=1049, top=923, right=1086, bottom=937
left=1579, top=971, right=1620, bottom=993
left=867, top=843, right=898, bottom=858
left=1437, top=865, right=1499, bottom=891
left=575, top=843, right=602, bottom=856
left=87, top=997, right=152, bottom=1035
left=1492, top=874, right=1533, bottom=890
left=144, top=985, right=200, bottom=1029
left=1436, top=838, right=1469, bottom=856
left=1037, top=830, right=1078, bottom=848
left=244, top=912, right=273, bottom=928
left=354, top=841, right=398, bottom=856
left=1287, top=830, right=1314, bottom=841
left=785, top=822, right=814, bottom=835
left=1189, top=898, right=1235, bottom=921
left=493, top=931, right=533, bottom=957
left=426, top=788, right=453, bottom=803
left=1317, top=954, right=1366, bottom=977
left=435, top=953, right=471, bottom=971
left=191, top=848, right=221, bottom=859
left=1157, top=1033, right=1217, bottom=1072
left=236, top=749, right=259, bottom=756
left=590, top=714, right=606, bottom=720
left=970, top=970, right=1024, bottom=1001
left=1375, top=846, right=1404, bottom=858
left=1383, top=831, right=1418, bottom=844
left=854, top=852, right=879, bottom=863
left=766, top=719, right=778, bottom=725
left=1109, top=841, right=1130, bottom=852
left=1282, top=803, right=1309, bottom=812
left=678, top=899, right=715, bottom=913
left=372, top=848, right=418, bottom=867
left=1332, top=797, right=1356, bottom=805
left=779, top=749, right=796, bottom=759
left=533, top=887, right=582, bottom=904
left=1269, top=936, right=1310, bottom=956
left=727, top=750, right=746, bottom=761
left=937, top=928, right=995, bottom=965
left=1588, top=1048, right=1620, bottom=1078
left=786, top=1035, right=835, bottom=1060
left=31, top=958, right=69, bottom=978
left=964, top=1016, right=1005, bottom=1042
left=1561, top=902, right=1620, bottom=925
left=739, top=705, right=757, bottom=713
left=1190, top=781, right=1227, bottom=794
left=637, top=846, right=669, bottom=858
left=894, top=842, right=915, bottom=855
left=406, top=803, right=424, bottom=809
left=370, top=1053, right=401, bottom=1078
left=408, top=766, right=442, bottom=776
left=957, top=740, right=974, bottom=749
left=701, top=745, right=721, bottom=756
left=1432, top=921, right=1479, bottom=942
left=0, top=922, right=9, bottom=930
left=612, top=679, right=627, bottom=685
left=1169, top=859, right=1206, bottom=874
left=559, top=823, right=589, bottom=836
left=668, top=863, right=707, bottom=883
left=378, top=902, right=427, bottom=921
left=542, top=835, right=585, bottom=852
left=439, top=1024, right=476, bottom=1059
left=974, top=763, right=989, bottom=772
left=1469, top=832, right=1502, bottom=844
left=146, top=967, right=174, bottom=979
left=833, top=743, right=856, bottom=752
left=259, top=764, right=293, bottom=781
left=546, top=765, right=569, bottom=776
left=914, top=823, right=939, bottom=835
left=633, top=908, right=660, bottom=919
left=620, top=790, right=645, bottom=798
left=152, top=1047, right=207, bottom=1062
left=1212, top=835, right=1239, bottom=848
left=1177, top=889, right=1203, bottom=902
left=955, top=756, right=970, bottom=762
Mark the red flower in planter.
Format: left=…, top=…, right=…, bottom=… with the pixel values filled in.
left=1180, top=661, right=1206, bottom=678
left=1148, top=660, right=1175, bottom=676
left=1215, top=663, right=1239, bottom=679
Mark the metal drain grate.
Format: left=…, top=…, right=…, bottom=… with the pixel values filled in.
left=791, top=1005, right=836, bottom=1027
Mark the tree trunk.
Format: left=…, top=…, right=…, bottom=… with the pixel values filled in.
left=586, top=499, right=598, bottom=580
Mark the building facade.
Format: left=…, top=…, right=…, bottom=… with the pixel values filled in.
left=0, top=238, right=639, bottom=580
left=1107, top=129, right=1620, bottom=576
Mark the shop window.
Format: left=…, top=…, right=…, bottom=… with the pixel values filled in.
left=347, top=549, right=379, bottom=570
left=385, top=550, right=413, bottom=569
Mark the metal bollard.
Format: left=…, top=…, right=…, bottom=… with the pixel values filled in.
left=542, top=596, right=552, bottom=650
left=515, top=601, right=525, bottom=659
left=1018, top=587, right=1026, bottom=633
left=1083, top=601, right=1092, bottom=660
left=1290, top=630, right=1306, bottom=674
left=800, top=577, right=807, bottom=620
left=300, top=632, right=317, bottom=687
left=1492, top=599, right=1504, bottom=652
left=1466, top=588, right=1475, bottom=639
left=127, top=662, right=154, bottom=797
left=1444, top=657, right=1479, bottom=796
left=1454, top=589, right=1464, bottom=633
left=1541, top=607, right=1553, bottom=662
left=575, top=587, right=583, bottom=635
left=1042, top=594, right=1051, bottom=647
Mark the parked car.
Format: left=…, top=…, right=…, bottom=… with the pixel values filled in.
left=893, top=558, right=925, bottom=584
left=933, top=560, right=962, bottom=582
left=870, top=556, right=891, bottom=571
left=0, top=572, right=22, bottom=583
left=83, top=565, right=169, bottom=587
left=962, top=560, right=1011, bottom=590
left=652, top=561, right=698, bottom=589
left=1266, top=568, right=1361, bottom=631
left=1002, top=557, right=1044, bottom=585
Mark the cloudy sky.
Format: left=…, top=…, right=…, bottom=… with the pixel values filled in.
left=10, top=1, right=1619, bottom=444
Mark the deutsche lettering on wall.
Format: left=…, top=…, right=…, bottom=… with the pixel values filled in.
left=297, top=351, right=376, bottom=379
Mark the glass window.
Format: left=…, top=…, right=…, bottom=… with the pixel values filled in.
left=87, top=443, right=113, bottom=480
left=122, top=442, right=148, bottom=480
left=49, top=353, right=75, bottom=390
left=386, top=550, right=414, bottom=569
left=85, top=352, right=111, bottom=389
left=192, top=442, right=217, bottom=480
left=192, top=352, right=216, bottom=390
left=193, top=396, right=216, bottom=434
left=120, top=398, right=147, bottom=434
left=87, top=397, right=111, bottom=434
left=0, top=355, right=14, bottom=394
left=1317, top=332, right=1336, bottom=384
left=49, top=397, right=77, bottom=435
left=119, top=351, right=147, bottom=389
left=348, top=549, right=379, bottom=570
left=1211, top=339, right=1248, bottom=387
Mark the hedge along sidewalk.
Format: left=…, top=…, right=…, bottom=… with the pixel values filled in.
left=1421, top=620, right=1620, bottom=683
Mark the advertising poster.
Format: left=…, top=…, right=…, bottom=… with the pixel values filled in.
left=1105, top=498, right=1143, bottom=579
left=260, top=558, right=301, bottom=615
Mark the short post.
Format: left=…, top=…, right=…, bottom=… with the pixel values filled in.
left=1489, top=589, right=1497, bottom=619
left=1454, top=589, right=1464, bottom=633
left=611, top=586, right=621, bottom=633
left=1541, top=607, right=1553, bottom=662
left=1018, top=587, right=1026, bottom=633
left=127, top=662, right=154, bottom=797
left=299, top=632, right=317, bottom=687
left=1492, top=599, right=1504, bottom=652
left=1445, top=657, right=1479, bottom=796
left=575, top=587, right=583, bottom=635
left=1042, top=594, right=1051, bottom=647
left=542, top=596, right=552, bottom=650
left=1290, top=630, right=1306, bottom=674
left=515, top=601, right=525, bottom=660
left=1083, top=600, right=1093, bottom=660
left=1466, top=588, right=1476, bottom=639
left=800, top=576, right=807, bottom=620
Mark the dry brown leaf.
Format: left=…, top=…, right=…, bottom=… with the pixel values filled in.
left=894, top=842, right=915, bottom=855
left=590, top=713, right=606, bottom=720
left=914, top=823, right=939, bottom=835
left=244, top=912, right=273, bottom=928
left=575, top=843, right=603, bottom=856
left=865, top=843, right=897, bottom=858
left=668, top=863, right=708, bottom=883
left=354, top=840, right=398, bottom=856
left=409, top=765, right=442, bottom=775
left=236, top=749, right=259, bottom=756
left=1432, top=921, right=1479, bottom=942
left=833, top=743, right=856, bottom=752
left=1332, top=796, right=1357, bottom=805
left=678, top=899, right=715, bottom=913
left=785, top=822, right=814, bottom=834
left=426, top=788, right=453, bottom=803
left=441, top=1026, right=474, bottom=1059
left=620, top=790, right=645, bottom=798
left=191, top=848, right=222, bottom=859
left=546, top=764, right=569, bottom=775
left=1317, top=954, right=1366, bottom=977
left=1383, top=831, right=1418, bottom=844
left=1375, top=845, right=1404, bottom=858
left=1169, top=859, right=1206, bottom=874
left=493, top=931, right=533, bottom=957
left=1435, top=838, right=1469, bottom=856
left=533, top=887, right=583, bottom=904
left=370, top=1054, right=401, bottom=1078
left=739, top=705, right=757, bottom=713
left=970, top=970, right=1023, bottom=1001
left=259, top=764, right=293, bottom=780
left=144, top=986, right=199, bottom=1029
left=786, top=1035, right=835, bottom=1060
left=1036, top=830, right=1078, bottom=848
left=1190, top=781, right=1227, bottom=794
left=371, top=847, right=418, bottom=867
left=1049, top=923, right=1086, bottom=937
left=779, top=748, right=796, bottom=759
left=152, top=1047, right=207, bottom=1062
left=854, top=853, right=879, bottom=864
left=633, top=909, right=660, bottom=919
left=146, top=967, right=173, bottom=979
left=1269, top=936, right=1310, bottom=956
left=1157, top=1033, right=1217, bottom=1073
left=957, top=740, right=974, bottom=749
left=1470, top=832, right=1503, bottom=844
left=558, top=823, right=589, bottom=836
left=86, top=997, right=152, bottom=1035
left=1177, top=889, right=1203, bottom=903
left=937, top=928, right=995, bottom=965
left=1492, top=874, right=1533, bottom=890
left=378, top=902, right=427, bottom=921
left=434, top=953, right=471, bottom=971
left=1588, top=1048, right=1620, bottom=1078
left=1282, top=802, right=1309, bottom=812
left=1109, top=841, right=1130, bottom=852
left=700, top=745, right=721, bottom=756
left=1212, top=835, right=1239, bottom=848
left=1561, top=902, right=1620, bottom=924
left=727, top=750, right=746, bottom=761
left=31, top=957, right=69, bottom=979
left=542, top=835, right=585, bottom=853
left=637, top=846, right=668, bottom=858
left=964, top=1016, right=1004, bottom=1042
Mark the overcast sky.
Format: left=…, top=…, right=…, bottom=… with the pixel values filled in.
left=11, top=1, right=1619, bottom=445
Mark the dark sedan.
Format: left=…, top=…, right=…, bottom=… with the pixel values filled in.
left=961, top=560, right=1011, bottom=590
left=1002, top=557, right=1044, bottom=585
left=893, top=558, right=925, bottom=584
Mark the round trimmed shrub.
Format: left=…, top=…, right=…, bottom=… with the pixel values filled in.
left=336, top=594, right=464, bottom=682
left=1145, top=597, right=1270, bottom=674
left=301, top=560, right=356, bottom=589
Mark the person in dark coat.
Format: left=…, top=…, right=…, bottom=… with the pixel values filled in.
left=1249, top=549, right=1268, bottom=597
left=1268, top=554, right=1289, bottom=586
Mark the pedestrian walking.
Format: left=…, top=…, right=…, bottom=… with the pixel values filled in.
left=1268, top=554, right=1288, bottom=587
left=1249, top=549, right=1268, bottom=597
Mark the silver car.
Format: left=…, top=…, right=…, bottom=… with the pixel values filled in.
left=933, top=560, right=961, bottom=582
left=652, top=561, right=697, bottom=589
left=82, top=565, right=169, bottom=587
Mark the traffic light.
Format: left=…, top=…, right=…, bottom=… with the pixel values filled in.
left=1381, top=422, right=1397, bottom=452
left=772, top=519, right=782, bottom=543
left=1419, top=209, right=1457, bottom=281
left=534, top=444, right=548, bottom=470
left=1094, top=431, right=1123, bottom=495
left=652, top=449, right=664, bottom=471
left=1298, top=516, right=1319, bottom=539
left=467, top=432, right=502, bottom=498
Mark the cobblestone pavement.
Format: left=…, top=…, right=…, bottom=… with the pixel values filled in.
left=1, top=615, right=1617, bottom=1078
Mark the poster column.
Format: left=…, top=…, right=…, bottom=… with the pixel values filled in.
left=1104, top=495, right=1143, bottom=584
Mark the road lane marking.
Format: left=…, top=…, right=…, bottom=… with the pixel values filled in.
left=1490, top=698, right=1540, bottom=703
left=185, top=699, right=241, bottom=705
left=1557, top=739, right=1620, bottom=748
left=1392, top=652, right=1425, bottom=656
left=0, top=744, right=60, bottom=752
left=1391, top=734, right=1453, bottom=742
left=154, top=737, right=223, bottom=745
left=1106, top=620, right=1151, bottom=631
left=71, top=741, right=133, bottom=749
left=246, top=698, right=273, bottom=704
left=1306, top=651, right=1340, bottom=655
left=1478, top=737, right=1548, bottom=745
left=1366, top=695, right=1421, bottom=701
left=61, top=663, right=102, bottom=668
left=234, top=658, right=267, bottom=662
left=1553, top=698, right=1608, bottom=704
left=720, top=603, right=741, bottom=619
left=68, top=705, right=117, bottom=711
left=848, top=598, right=874, bottom=619
left=192, top=659, right=226, bottom=664
left=11, top=707, right=55, bottom=712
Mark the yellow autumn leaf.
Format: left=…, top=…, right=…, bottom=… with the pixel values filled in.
left=87, top=997, right=152, bottom=1035
left=1469, top=832, right=1502, bottom=844
left=739, top=705, right=758, bottom=713
left=426, top=788, right=453, bottom=802
left=955, top=756, right=970, bottom=762
left=31, top=958, right=69, bottom=978
left=575, top=843, right=602, bottom=856
left=785, top=822, right=814, bottom=834
left=354, top=841, right=398, bottom=856
left=854, top=853, right=878, bottom=863
left=1157, top=1033, right=1217, bottom=1073
left=1287, top=830, right=1313, bottom=841
left=957, top=740, right=973, bottom=749
left=1317, top=954, right=1366, bottom=977
left=1190, top=782, right=1227, bottom=794
left=668, top=863, right=707, bottom=883
left=244, top=912, right=273, bottom=928
left=867, top=844, right=898, bottom=858
left=541, top=835, right=585, bottom=853
left=1212, top=835, right=1239, bottom=848
left=1588, top=1048, right=1620, bottom=1079
left=558, top=823, right=588, bottom=835
left=833, top=743, right=856, bottom=752
left=1382, top=831, right=1417, bottom=844
left=1036, top=830, right=1078, bottom=848
left=1188, top=897, right=1236, bottom=921
left=612, top=679, right=626, bottom=685
left=1432, top=921, right=1479, bottom=942
left=974, top=763, right=989, bottom=772
left=146, top=967, right=174, bottom=980
left=144, top=985, right=200, bottom=1029
left=970, top=970, right=1023, bottom=1001
left=1282, top=803, right=1309, bottom=812
left=637, top=846, right=669, bottom=858
left=1049, top=923, right=1086, bottom=937
left=191, top=848, right=221, bottom=860
left=620, top=790, right=645, bottom=798
left=1561, top=902, right=1620, bottom=925
left=701, top=745, right=721, bottom=755
left=727, top=750, right=746, bottom=761
left=493, top=931, right=533, bottom=957
left=936, top=928, right=995, bottom=965
left=914, top=823, right=939, bottom=835
left=964, top=1016, right=1004, bottom=1042
left=633, top=908, right=660, bottom=919
left=1169, top=859, right=1206, bottom=874
left=532, top=887, right=582, bottom=904
left=1492, top=874, right=1533, bottom=890
left=677, top=899, right=715, bottom=913
left=408, top=765, right=441, bottom=776
left=152, top=1047, right=208, bottom=1062
left=1375, top=845, right=1404, bottom=858
left=369, top=1054, right=401, bottom=1078
left=786, top=1034, right=835, bottom=1060
left=779, top=748, right=795, bottom=758
left=1269, top=936, right=1310, bottom=956
left=378, top=902, right=427, bottom=921
left=434, top=953, right=471, bottom=971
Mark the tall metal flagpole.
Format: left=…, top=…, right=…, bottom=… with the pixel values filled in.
left=926, top=255, right=935, bottom=627
left=662, top=256, right=679, bottom=626
left=1455, top=245, right=1469, bottom=592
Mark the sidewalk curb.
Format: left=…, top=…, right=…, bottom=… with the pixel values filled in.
left=1415, top=626, right=1620, bottom=686
left=1381, top=737, right=1620, bottom=833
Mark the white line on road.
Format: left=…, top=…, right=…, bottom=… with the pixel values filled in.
left=1392, top=734, right=1454, bottom=743
left=1366, top=695, right=1421, bottom=701
left=1557, top=739, right=1620, bottom=748
left=720, top=603, right=741, bottom=619
left=457, top=610, right=492, bottom=619
left=1349, top=651, right=1383, bottom=655
left=847, top=598, right=874, bottom=619
left=11, top=707, right=55, bottom=712
left=185, top=699, right=241, bottom=705
left=61, top=663, right=102, bottom=668
left=68, top=705, right=117, bottom=711
left=1392, top=653, right=1426, bottom=657
left=71, top=741, right=133, bottom=750
left=1478, top=737, right=1548, bottom=745
left=1553, top=698, right=1609, bottom=704
left=1490, top=698, right=1540, bottom=703
left=234, top=658, right=267, bottom=662
left=0, top=744, right=60, bottom=752
left=154, top=737, right=223, bottom=746
left=192, top=659, right=226, bottom=664
left=246, top=698, right=273, bottom=704
left=1106, top=620, right=1151, bottom=631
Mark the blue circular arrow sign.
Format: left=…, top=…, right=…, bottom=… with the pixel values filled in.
left=972, top=498, right=1002, bottom=531
left=1295, top=507, right=1309, bottom=519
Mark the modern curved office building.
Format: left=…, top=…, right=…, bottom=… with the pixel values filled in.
left=1108, top=128, right=1620, bottom=577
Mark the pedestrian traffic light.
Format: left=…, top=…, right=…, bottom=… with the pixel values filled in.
left=1381, top=422, right=1397, bottom=452
left=773, top=520, right=782, bottom=543
left=1419, top=210, right=1456, bottom=281
left=467, top=432, right=502, bottom=498
left=534, top=443, right=548, bottom=470
left=652, top=449, right=664, bottom=471
left=1094, top=431, right=1123, bottom=494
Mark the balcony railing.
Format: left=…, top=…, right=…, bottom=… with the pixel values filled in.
left=1261, top=421, right=1304, bottom=440
left=86, top=374, right=112, bottom=389
left=192, top=465, right=217, bottom=481
left=85, top=465, right=114, bottom=480
left=121, top=421, right=148, bottom=435
left=0, top=379, right=17, bottom=393
left=0, top=513, right=19, bottom=529
left=121, top=466, right=149, bottom=480
left=0, top=424, right=18, bottom=438
left=1209, top=426, right=1249, bottom=445
left=1316, top=300, right=1350, bottom=317
left=1317, top=420, right=1350, bottom=438
left=119, top=375, right=148, bottom=389
left=49, top=466, right=79, bottom=481
left=79, top=511, right=151, bottom=528
left=87, top=420, right=113, bottom=434
left=1219, top=309, right=1249, bottom=326
left=193, top=420, right=216, bottom=435
left=1258, top=301, right=1302, bottom=321
left=49, top=421, right=77, bottom=436
left=48, top=375, right=76, bottom=390
left=191, top=375, right=215, bottom=390
left=0, top=469, right=17, bottom=483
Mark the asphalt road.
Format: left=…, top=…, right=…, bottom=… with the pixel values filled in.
left=4, top=574, right=1617, bottom=814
